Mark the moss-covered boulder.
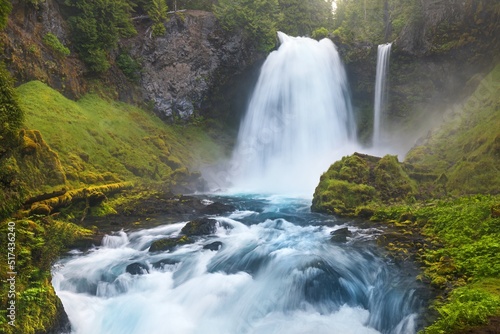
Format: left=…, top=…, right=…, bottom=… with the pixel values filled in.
left=149, top=236, right=193, bottom=252
left=181, top=218, right=218, bottom=236
left=312, top=153, right=416, bottom=216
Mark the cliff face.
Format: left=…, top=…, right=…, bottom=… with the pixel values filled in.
left=337, top=0, right=500, bottom=148
left=0, top=0, right=87, bottom=99
left=123, top=11, right=263, bottom=121
left=1, top=3, right=263, bottom=122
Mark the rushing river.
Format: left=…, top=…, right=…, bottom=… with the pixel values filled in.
left=53, top=195, right=426, bottom=334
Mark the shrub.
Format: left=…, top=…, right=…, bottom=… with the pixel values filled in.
left=42, top=33, right=70, bottom=57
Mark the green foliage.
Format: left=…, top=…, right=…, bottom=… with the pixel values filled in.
left=0, top=0, right=12, bottom=30
left=370, top=195, right=500, bottom=332
left=0, top=63, right=23, bottom=151
left=277, top=0, right=333, bottom=37
left=423, top=284, right=500, bottom=333
left=42, top=33, right=70, bottom=57
left=312, top=153, right=416, bottom=215
left=16, top=81, right=224, bottom=190
left=374, top=155, right=415, bottom=201
left=213, top=0, right=281, bottom=51
left=405, top=64, right=500, bottom=196
left=333, top=0, right=419, bottom=43
left=147, top=0, right=168, bottom=36
left=311, top=27, right=330, bottom=40
left=0, top=218, right=92, bottom=334
left=116, top=52, right=142, bottom=81
left=65, top=0, right=137, bottom=73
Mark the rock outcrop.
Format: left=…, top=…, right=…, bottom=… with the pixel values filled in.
left=122, top=10, right=263, bottom=121
left=2, top=4, right=263, bottom=122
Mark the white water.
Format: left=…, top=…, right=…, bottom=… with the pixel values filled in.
left=53, top=196, right=423, bottom=334
left=373, top=43, right=392, bottom=146
left=230, top=32, right=358, bottom=196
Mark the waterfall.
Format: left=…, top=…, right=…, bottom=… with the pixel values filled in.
left=230, top=32, right=357, bottom=196
left=373, top=43, right=392, bottom=146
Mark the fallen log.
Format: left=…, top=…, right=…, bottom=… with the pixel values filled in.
left=29, top=182, right=134, bottom=216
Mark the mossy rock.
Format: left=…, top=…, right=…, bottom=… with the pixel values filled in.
left=373, top=155, right=415, bottom=201
left=180, top=218, right=218, bottom=236
left=29, top=203, right=52, bottom=216
left=149, top=235, right=193, bottom=252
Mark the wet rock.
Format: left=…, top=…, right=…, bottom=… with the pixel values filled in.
left=330, top=227, right=352, bottom=243
left=126, top=262, right=149, bottom=275
left=203, top=241, right=223, bottom=251
left=181, top=218, right=218, bottom=236
left=149, top=236, right=193, bottom=252
left=201, top=202, right=236, bottom=215
left=152, top=258, right=180, bottom=269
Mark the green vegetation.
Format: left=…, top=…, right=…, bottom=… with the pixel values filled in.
left=277, top=0, right=333, bottom=37
left=17, top=81, right=222, bottom=188
left=406, top=64, right=500, bottom=196
left=372, top=195, right=500, bottom=333
left=42, top=33, right=70, bottom=57
left=314, top=64, right=500, bottom=332
left=147, top=0, right=168, bottom=36
left=0, top=218, right=92, bottom=334
left=214, top=0, right=334, bottom=50
left=0, top=80, right=224, bottom=218
left=0, top=64, right=23, bottom=150
left=332, top=0, right=419, bottom=44
left=213, top=0, right=281, bottom=51
left=65, top=0, right=137, bottom=73
left=116, top=51, right=142, bottom=82
left=0, top=0, right=11, bottom=30
left=312, top=153, right=415, bottom=215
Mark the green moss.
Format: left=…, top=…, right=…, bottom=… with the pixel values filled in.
left=405, top=64, right=500, bottom=196
left=42, top=33, right=70, bottom=57
left=312, top=153, right=416, bottom=215
left=0, top=218, right=92, bottom=333
left=367, top=195, right=500, bottom=333
left=15, top=81, right=224, bottom=192
left=374, top=155, right=415, bottom=202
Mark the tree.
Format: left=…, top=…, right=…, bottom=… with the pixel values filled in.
left=277, top=0, right=334, bottom=37
left=65, top=0, right=137, bottom=73
left=213, top=0, right=281, bottom=51
left=0, top=0, right=11, bottom=30
left=147, top=0, right=168, bottom=36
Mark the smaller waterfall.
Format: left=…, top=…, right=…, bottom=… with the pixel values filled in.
left=373, top=43, right=392, bottom=146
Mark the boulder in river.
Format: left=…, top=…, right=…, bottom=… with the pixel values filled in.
left=126, top=262, right=149, bottom=275
left=181, top=218, right=218, bottom=236
left=149, top=236, right=193, bottom=252
left=330, top=227, right=352, bottom=243
left=203, top=241, right=223, bottom=251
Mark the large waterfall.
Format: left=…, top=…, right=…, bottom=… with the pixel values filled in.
left=230, top=32, right=357, bottom=196
left=373, top=43, right=392, bottom=146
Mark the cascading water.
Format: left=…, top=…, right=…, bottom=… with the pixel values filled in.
left=52, top=35, right=427, bottom=334
left=373, top=43, right=392, bottom=146
left=230, top=32, right=358, bottom=195
left=53, top=196, right=426, bottom=334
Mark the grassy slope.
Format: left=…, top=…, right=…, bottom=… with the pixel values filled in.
left=0, top=81, right=227, bottom=334
left=405, top=64, right=500, bottom=195
left=17, top=80, right=224, bottom=193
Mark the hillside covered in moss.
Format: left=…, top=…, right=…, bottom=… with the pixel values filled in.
left=312, top=64, right=500, bottom=333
